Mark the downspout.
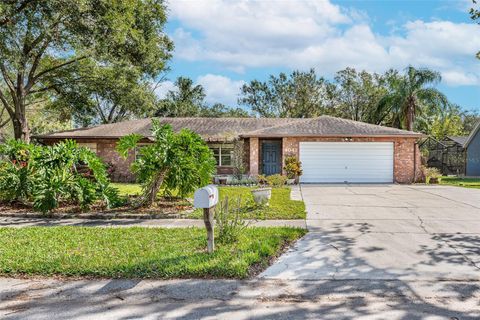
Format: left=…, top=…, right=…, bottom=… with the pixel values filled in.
left=413, top=141, right=417, bottom=183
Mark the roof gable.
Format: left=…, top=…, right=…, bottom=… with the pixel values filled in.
left=464, top=120, right=480, bottom=149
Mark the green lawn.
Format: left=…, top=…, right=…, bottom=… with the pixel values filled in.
left=111, top=183, right=142, bottom=196
left=0, top=226, right=306, bottom=279
left=190, top=187, right=306, bottom=220
left=112, top=183, right=306, bottom=220
left=440, top=177, right=480, bottom=189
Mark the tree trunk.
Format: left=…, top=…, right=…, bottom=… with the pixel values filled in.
left=137, top=170, right=167, bottom=207
left=13, top=100, right=30, bottom=142
left=405, top=96, right=416, bottom=132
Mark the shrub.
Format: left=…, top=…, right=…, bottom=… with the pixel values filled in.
left=266, top=174, right=287, bottom=187
left=257, top=174, right=268, bottom=186
left=0, top=139, right=120, bottom=213
left=283, top=156, right=303, bottom=179
left=117, top=121, right=216, bottom=207
left=421, top=166, right=442, bottom=184
left=215, top=196, right=251, bottom=244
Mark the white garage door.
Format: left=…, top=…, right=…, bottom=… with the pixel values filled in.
left=299, top=142, right=393, bottom=183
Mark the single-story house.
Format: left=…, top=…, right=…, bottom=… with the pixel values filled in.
left=34, top=116, right=424, bottom=184
left=464, top=121, right=480, bottom=176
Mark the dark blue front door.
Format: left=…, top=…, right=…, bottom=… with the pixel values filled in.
left=262, top=141, right=281, bottom=175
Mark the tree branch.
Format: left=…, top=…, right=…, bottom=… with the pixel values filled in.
left=0, top=0, right=36, bottom=27
left=31, top=56, right=88, bottom=84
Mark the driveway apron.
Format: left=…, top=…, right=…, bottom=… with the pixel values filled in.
left=260, top=184, right=480, bottom=280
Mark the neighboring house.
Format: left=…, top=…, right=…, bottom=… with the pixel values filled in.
left=34, top=116, right=424, bottom=183
left=464, top=121, right=480, bottom=176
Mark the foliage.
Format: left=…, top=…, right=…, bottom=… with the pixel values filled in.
left=369, top=66, right=448, bottom=131
left=0, top=139, right=120, bottom=213
left=266, top=174, right=288, bottom=187
left=49, top=62, right=158, bottom=126
left=331, top=67, right=390, bottom=122
left=156, top=77, right=251, bottom=118
left=471, top=0, right=480, bottom=58
left=117, top=120, right=216, bottom=206
left=0, top=226, right=306, bottom=279
left=239, top=68, right=333, bottom=117
left=215, top=196, right=251, bottom=244
left=283, top=156, right=303, bottom=179
left=232, top=139, right=247, bottom=179
left=257, top=174, right=268, bottom=185
left=190, top=186, right=306, bottom=220
left=0, top=0, right=173, bottom=141
left=421, top=166, right=442, bottom=184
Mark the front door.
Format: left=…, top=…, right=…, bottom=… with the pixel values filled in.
left=262, top=141, right=281, bottom=175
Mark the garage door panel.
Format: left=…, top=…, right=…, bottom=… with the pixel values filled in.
left=299, top=142, right=393, bottom=183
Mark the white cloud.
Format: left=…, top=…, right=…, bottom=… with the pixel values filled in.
left=442, top=71, right=480, bottom=86
left=152, top=75, right=244, bottom=106
left=167, top=0, right=480, bottom=88
left=153, top=80, right=176, bottom=98
left=196, top=74, right=245, bottom=106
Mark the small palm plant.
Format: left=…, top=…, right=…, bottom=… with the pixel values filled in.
left=117, top=120, right=216, bottom=207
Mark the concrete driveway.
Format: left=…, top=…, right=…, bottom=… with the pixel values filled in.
left=261, top=184, right=480, bottom=280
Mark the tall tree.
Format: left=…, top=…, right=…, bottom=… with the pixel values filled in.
left=239, top=69, right=332, bottom=118
left=331, top=68, right=389, bottom=122
left=49, top=62, right=157, bottom=126
left=156, top=77, right=250, bottom=118
left=372, top=66, right=448, bottom=131
left=155, top=77, right=206, bottom=117
left=0, top=0, right=172, bottom=141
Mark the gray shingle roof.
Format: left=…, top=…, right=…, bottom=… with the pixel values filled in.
left=34, top=117, right=304, bottom=141
left=35, top=116, right=423, bottom=141
left=242, top=116, right=423, bottom=137
left=447, top=136, right=468, bottom=146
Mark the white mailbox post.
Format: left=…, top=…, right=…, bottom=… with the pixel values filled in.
left=194, top=185, right=219, bottom=253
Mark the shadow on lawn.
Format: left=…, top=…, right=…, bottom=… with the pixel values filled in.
left=2, top=222, right=480, bottom=319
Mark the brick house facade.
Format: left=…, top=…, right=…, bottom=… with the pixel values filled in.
left=35, top=116, right=424, bottom=184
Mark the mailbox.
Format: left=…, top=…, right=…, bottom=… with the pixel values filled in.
left=194, top=185, right=219, bottom=209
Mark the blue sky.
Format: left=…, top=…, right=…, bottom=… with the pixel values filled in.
left=158, top=0, right=480, bottom=112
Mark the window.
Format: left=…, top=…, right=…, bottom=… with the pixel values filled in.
left=210, top=144, right=233, bottom=166
left=134, top=144, right=150, bottom=161
left=78, top=142, right=97, bottom=154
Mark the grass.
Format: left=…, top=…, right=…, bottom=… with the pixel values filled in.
left=190, top=186, right=306, bottom=220
left=440, top=176, right=480, bottom=189
left=112, top=183, right=306, bottom=220
left=111, top=183, right=142, bottom=196
left=0, top=226, right=306, bottom=279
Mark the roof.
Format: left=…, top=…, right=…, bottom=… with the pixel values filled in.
left=34, top=116, right=424, bottom=141
left=446, top=136, right=468, bottom=146
left=464, top=120, right=480, bottom=148
left=34, top=118, right=304, bottom=142
left=241, top=116, right=424, bottom=138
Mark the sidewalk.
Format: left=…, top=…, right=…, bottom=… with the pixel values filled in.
left=0, top=217, right=306, bottom=228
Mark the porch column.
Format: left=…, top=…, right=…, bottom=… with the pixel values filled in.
left=249, top=137, right=259, bottom=175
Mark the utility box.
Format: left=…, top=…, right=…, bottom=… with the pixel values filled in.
left=193, top=185, right=219, bottom=209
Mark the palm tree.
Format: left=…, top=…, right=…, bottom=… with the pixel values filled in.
left=372, top=66, right=448, bottom=131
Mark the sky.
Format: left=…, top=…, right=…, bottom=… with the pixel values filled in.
left=157, top=0, right=480, bottom=112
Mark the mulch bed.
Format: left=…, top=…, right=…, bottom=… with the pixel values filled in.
left=0, top=198, right=194, bottom=220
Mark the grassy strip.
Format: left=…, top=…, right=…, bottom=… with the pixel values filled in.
left=190, top=187, right=306, bottom=220
left=440, top=177, right=480, bottom=189
left=0, top=226, right=306, bottom=279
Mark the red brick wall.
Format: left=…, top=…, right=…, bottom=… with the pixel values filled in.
left=277, top=136, right=422, bottom=184
left=96, top=140, right=136, bottom=182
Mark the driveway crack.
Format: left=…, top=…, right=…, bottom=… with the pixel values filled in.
left=440, top=237, right=480, bottom=271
